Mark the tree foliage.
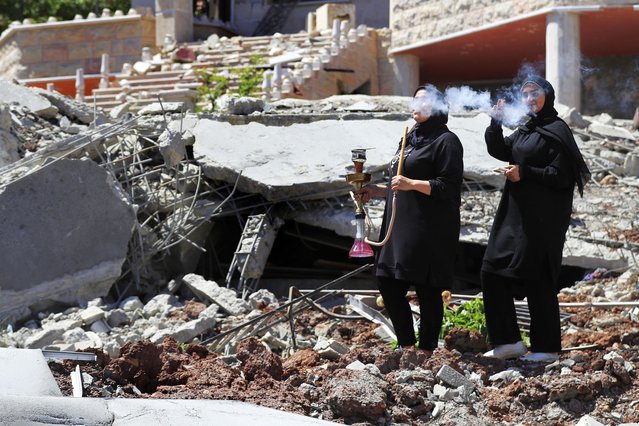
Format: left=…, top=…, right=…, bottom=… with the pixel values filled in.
left=0, top=0, right=131, bottom=33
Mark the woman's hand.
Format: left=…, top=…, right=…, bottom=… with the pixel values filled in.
left=391, top=175, right=414, bottom=192
left=356, top=183, right=386, bottom=201
left=490, top=98, right=506, bottom=122
left=391, top=175, right=433, bottom=195
left=496, top=164, right=521, bottom=182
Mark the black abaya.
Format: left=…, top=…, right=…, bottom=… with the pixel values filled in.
left=376, top=117, right=464, bottom=288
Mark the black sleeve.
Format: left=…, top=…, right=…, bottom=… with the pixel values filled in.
left=485, top=118, right=515, bottom=162
left=429, top=134, right=464, bottom=199
left=519, top=142, right=574, bottom=189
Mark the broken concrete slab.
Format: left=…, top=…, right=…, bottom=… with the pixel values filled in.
left=216, top=95, right=265, bottom=115
left=588, top=121, right=636, bottom=140
left=182, top=273, right=250, bottom=316
left=138, top=101, right=185, bottom=115
left=33, top=87, right=104, bottom=125
left=0, top=80, right=58, bottom=119
left=562, top=238, right=629, bottom=271
left=192, top=118, right=405, bottom=201
left=191, top=113, right=504, bottom=201
left=0, top=158, right=136, bottom=325
left=0, top=348, right=62, bottom=397
left=1, top=394, right=343, bottom=425
left=150, top=304, right=218, bottom=344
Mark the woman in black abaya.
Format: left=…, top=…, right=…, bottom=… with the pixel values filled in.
left=359, top=85, right=464, bottom=351
left=481, top=76, right=590, bottom=362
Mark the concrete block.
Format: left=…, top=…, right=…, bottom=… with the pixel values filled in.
left=436, top=365, right=474, bottom=393
left=624, top=153, right=639, bottom=177
left=0, top=80, right=58, bottom=118
left=313, top=338, right=349, bottom=360
left=182, top=274, right=250, bottom=316
left=0, top=348, right=62, bottom=396
left=0, top=159, right=135, bottom=325
left=24, top=328, right=65, bottom=349
left=80, top=306, right=106, bottom=324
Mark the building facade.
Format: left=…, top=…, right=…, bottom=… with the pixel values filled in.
left=390, top=0, right=639, bottom=117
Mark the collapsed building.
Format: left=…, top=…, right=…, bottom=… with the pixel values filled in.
left=0, top=78, right=637, bottom=326
left=0, top=83, right=638, bottom=424
left=0, top=1, right=638, bottom=424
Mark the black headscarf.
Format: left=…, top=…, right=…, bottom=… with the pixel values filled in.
left=519, top=76, right=591, bottom=196
left=409, top=85, right=449, bottom=146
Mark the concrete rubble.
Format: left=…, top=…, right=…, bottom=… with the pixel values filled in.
left=0, top=80, right=638, bottom=425
left=0, top=79, right=636, bottom=313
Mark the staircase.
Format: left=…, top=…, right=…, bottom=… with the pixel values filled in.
left=88, top=24, right=376, bottom=113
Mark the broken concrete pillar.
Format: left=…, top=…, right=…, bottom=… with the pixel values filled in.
left=315, top=3, right=356, bottom=32
left=155, top=0, right=193, bottom=46
left=546, top=11, right=581, bottom=109
left=387, top=54, right=419, bottom=97
left=0, top=159, right=136, bottom=325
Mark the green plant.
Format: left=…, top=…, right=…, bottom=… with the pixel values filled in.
left=179, top=342, right=189, bottom=352
left=195, top=69, right=229, bottom=112
left=235, top=55, right=265, bottom=97
left=440, top=298, right=487, bottom=339
left=439, top=298, right=529, bottom=344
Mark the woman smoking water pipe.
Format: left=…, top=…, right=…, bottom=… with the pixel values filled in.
left=358, top=85, right=464, bottom=351
left=481, top=75, right=590, bottom=362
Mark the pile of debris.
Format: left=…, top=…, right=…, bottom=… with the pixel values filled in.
left=0, top=81, right=638, bottom=424
left=3, top=267, right=634, bottom=425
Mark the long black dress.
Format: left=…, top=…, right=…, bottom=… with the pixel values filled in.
left=482, top=118, right=575, bottom=286
left=376, top=116, right=464, bottom=287
left=375, top=114, right=463, bottom=350
left=481, top=75, right=590, bottom=352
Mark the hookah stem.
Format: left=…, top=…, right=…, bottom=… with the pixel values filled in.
left=365, top=125, right=408, bottom=247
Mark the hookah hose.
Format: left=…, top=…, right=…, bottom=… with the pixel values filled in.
left=364, top=126, right=408, bottom=247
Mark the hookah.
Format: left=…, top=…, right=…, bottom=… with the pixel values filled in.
left=346, top=127, right=408, bottom=258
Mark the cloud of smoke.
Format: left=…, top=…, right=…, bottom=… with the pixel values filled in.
left=409, top=87, right=449, bottom=117
left=409, top=84, right=531, bottom=127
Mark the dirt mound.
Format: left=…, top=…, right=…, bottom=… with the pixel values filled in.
left=49, top=304, right=639, bottom=425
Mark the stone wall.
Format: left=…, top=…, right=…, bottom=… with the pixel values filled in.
left=389, top=0, right=637, bottom=49
left=0, top=13, right=155, bottom=80
left=390, top=0, right=551, bottom=49
left=582, top=55, right=639, bottom=119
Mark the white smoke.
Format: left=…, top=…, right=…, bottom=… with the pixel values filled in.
left=409, top=88, right=449, bottom=117
left=445, top=86, right=491, bottom=112
left=409, top=85, right=532, bottom=127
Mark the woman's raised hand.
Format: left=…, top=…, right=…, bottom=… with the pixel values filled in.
left=490, top=98, right=506, bottom=122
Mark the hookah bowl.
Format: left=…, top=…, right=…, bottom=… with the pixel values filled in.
left=346, top=149, right=374, bottom=258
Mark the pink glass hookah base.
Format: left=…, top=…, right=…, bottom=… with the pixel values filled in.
left=349, top=239, right=374, bottom=258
